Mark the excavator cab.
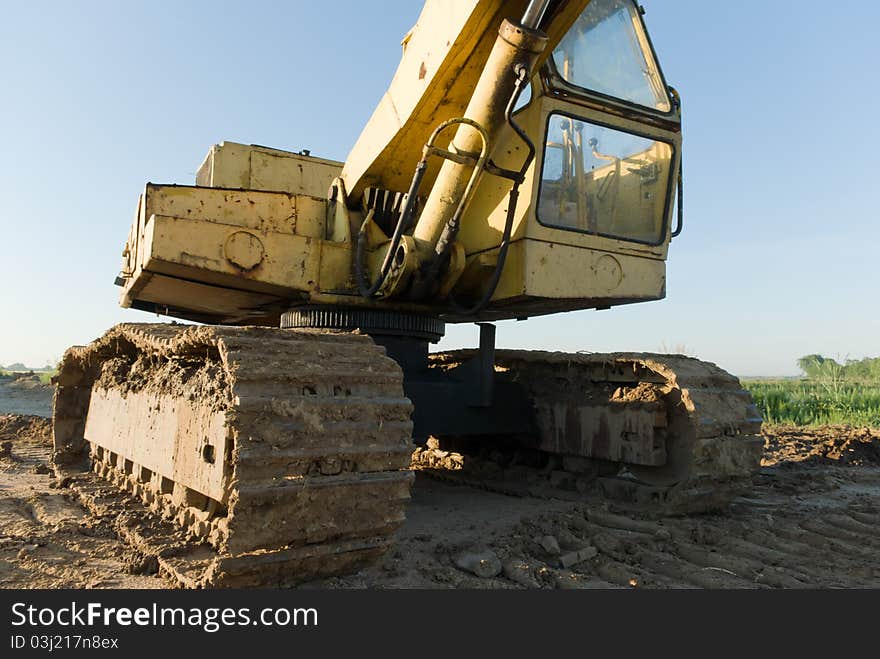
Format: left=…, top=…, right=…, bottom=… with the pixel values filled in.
left=539, top=0, right=676, bottom=242
left=446, top=0, right=681, bottom=320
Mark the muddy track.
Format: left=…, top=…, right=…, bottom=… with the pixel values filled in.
left=424, top=350, right=764, bottom=514
left=45, top=327, right=768, bottom=586
left=53, top=324, right=414, bottom=587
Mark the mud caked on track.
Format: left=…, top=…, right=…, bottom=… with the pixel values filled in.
left=1, top=402, right=879, bottom=588
left=49, top=324, right=767, bottom=586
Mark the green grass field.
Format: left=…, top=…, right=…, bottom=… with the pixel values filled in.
left=743, top=379, right=880, bottom=428
left=0, top=369, right=56, bottom=385
left=9, top=356, right=880, bottom=429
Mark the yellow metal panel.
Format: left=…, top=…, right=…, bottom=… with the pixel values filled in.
left=456, top=100, right=544, bottom=253
left=249, top=146, right=341, bottom=197
left=294, top=195, right=327, bottom=240
left=197, top=142, right=250, bottom=189
left=141, top=214, right=320, bottom=295
left=522, top=239, right=665, bottom=300
left=197, top=141, right=342, bottom=198
left=491, top=240, right=527, bottom=300
left=317, top=242, right=356, bottom=293
left=123, top=271, right=282, bottom=321
left=144, top=184, right=300, bottom=234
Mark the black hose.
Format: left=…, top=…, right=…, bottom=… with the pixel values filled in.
left=671, top=157, right=683, bottom=238
left=448, top=64, right=534, bottom=316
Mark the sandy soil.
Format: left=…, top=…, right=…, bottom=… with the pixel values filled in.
left=1, top=403, right=878, bottom=589
left=763, top=425, right=880, bottom=466
left=0, top=375, right=53, bottom=417
left=0, top=415, right=162, bottom=588
left=313, top=425, right=880, bottom=589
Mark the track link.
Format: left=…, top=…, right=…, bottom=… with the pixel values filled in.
left=53, top=323, right=414, bottom=587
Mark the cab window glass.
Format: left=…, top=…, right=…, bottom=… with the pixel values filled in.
left=538, top=114, right=673, bottom=244
left=551, top=0, right=670, bottom=112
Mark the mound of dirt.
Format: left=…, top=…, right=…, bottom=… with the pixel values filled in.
left=762, top=425, right=880, bottom=467
left=5, top=374, right=49, bottom=390
left=0, top=377, right=55, bottom=418
left=0, top=414, right=52, bottom=445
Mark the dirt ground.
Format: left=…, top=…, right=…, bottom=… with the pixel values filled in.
left=1, top=381, right=879, bottom=589
left=0, top=375, right=53, bottom=418
left=315, top=424, right=880, bottom=589
left=0, top=414, right=162, bottom=588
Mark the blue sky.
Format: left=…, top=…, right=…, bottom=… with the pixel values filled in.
left=1, top=1, right=877, bottom=376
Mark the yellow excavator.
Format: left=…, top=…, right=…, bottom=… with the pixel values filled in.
left=52, top=0, right=763, bottom=586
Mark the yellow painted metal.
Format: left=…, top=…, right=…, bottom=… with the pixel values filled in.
left=197, top=141, right=342, bottom=201
left=340, top=0, right=590, bottom=200
left=139, top=214, right=319, bottom=293
left=117, top=0, right=680, bottom=326
left=119, top=184, right=348, bottom=322
left=522, top=240, right=664, bottom=300
left=411, top=19, right=546, bottom=253
left=124, top=272, right=282, bottom=323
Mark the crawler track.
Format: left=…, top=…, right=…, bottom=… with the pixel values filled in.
left=416, top=351, right=764, bottom=514
left=53, top=324, right=414, bottom=587
left=51, top=327, right=763, bottom=586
